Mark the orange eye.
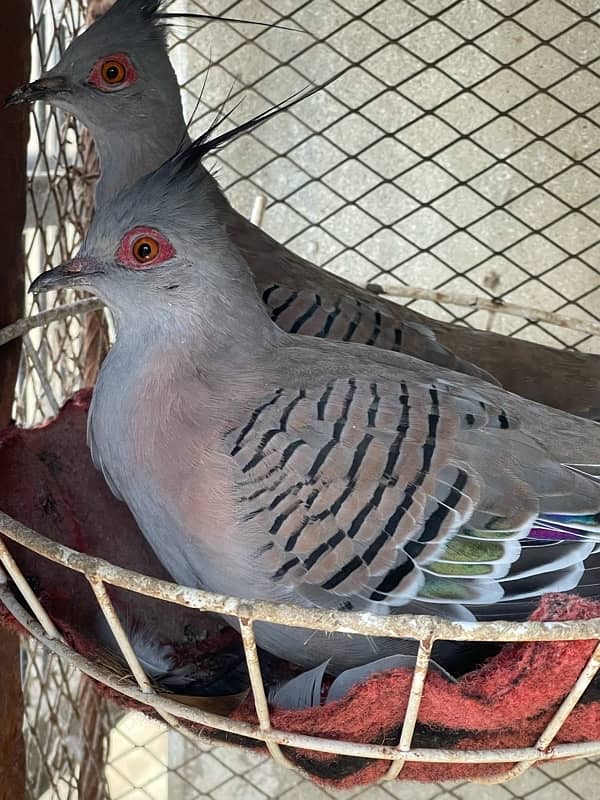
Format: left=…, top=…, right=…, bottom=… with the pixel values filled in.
left=133, top=236, right=160, bottom=264
left=101, top=59, right=126, bottom=85
left=117, top=227, right=175, bottom=269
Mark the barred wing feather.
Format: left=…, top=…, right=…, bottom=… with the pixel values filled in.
left=226, top=377, right=600, bottom=615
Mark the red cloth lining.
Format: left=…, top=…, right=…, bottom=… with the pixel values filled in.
left=231, top=593, right=600, bottom=785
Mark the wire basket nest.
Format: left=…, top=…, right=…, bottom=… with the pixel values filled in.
left=2, top=300, right=600, bottom=789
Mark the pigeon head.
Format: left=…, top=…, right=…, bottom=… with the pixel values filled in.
left=7, top=0, right=180, bottom=133
left=7, top=0, right=189, bottom=205
left=6, top=1, right=300, bottom=205
left=29, top=88, right=317, bottom=329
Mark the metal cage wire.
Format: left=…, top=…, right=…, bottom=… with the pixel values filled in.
left=168, top=0, right=600, bottom=354
left=8, top=0, right=600, bottom=795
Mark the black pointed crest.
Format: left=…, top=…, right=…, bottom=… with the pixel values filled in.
left=172, top=84, right=321, bottom=182
left=89, top=84, right=323, bottom=263
left=156, top=12, right=302, bottom=34
left=103, top=84, right=324, bottom=232
left=115, top=0, right=302, bottom=33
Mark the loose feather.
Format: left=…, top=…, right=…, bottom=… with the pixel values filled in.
left=270, top=655, right=456, bottom=710
left=268, top=660, right=329, bottom=709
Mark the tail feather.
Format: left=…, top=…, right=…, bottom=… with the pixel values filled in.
left=533, top=513, right=600, bottom=539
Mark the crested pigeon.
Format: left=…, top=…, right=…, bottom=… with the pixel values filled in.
left=30, top=108, right=600, bottom=674
left=9, top=0, right=600, bottom=415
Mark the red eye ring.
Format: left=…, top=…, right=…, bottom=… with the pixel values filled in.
left=88, top=53, right=138, bottom=92
left=116, top=227, right=176, bottom=271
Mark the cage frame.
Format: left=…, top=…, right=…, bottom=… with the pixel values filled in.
left=9, top=0, right=600, bottom=794
left=2, top=296, right=600, bottom=786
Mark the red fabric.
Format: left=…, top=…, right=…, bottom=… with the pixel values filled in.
left=232, top=593, right=600, bottom=785
left=1, top=393, right=599, bottom=787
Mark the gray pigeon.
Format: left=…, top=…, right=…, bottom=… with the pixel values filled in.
left=30, top=107, right=600, bottom=674
left=9, top=0, right=600, bottom=415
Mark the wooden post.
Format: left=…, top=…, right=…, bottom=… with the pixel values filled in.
left=0, top=2, right=32, bottom=799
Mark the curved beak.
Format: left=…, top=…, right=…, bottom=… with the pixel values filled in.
left=29, top=257, right=105, bottom=294
left=5, top=75, right=71, bottom=107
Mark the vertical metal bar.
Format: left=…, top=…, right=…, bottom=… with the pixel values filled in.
left=0, top=545, right=61, bottom=639
left=87, top=577, right=154, bottom=694
left=383, top=637, right=434, bottom=781
left=251, top=194, right=268, bottom=227
left=536, top=640, right=600, bottom=751
left=238, top=618, right=296, bottom=769
left=0, top=8, right=29, bottom=421
left=77, top=677, right=110, bottom=800
left=0, top=625, right=26, bottom=800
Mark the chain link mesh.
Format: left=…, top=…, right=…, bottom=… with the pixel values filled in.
left=18, top=0, right=90, bottom=428
left=19, top=3, right=110, bottom=797
left=15, top=0, right=600, bottom=797
left=167, top=0, right=600, bottom=353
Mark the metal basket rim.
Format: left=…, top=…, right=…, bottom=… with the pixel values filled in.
left=3, top=577, right=600, bottom=778
left=1, top=509, right=600, bottom=642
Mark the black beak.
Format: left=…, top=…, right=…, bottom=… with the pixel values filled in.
left=29, top=258, right=104, bottom=294
left=5, top=75, right=71, bottom=107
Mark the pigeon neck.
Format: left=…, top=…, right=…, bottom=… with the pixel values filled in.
left=110, top=241, right=281, bottom=365
left=93, top=122, right=190, bottom=207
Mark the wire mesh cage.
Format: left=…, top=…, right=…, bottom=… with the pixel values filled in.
left=3, top=0, right=600, bottom=797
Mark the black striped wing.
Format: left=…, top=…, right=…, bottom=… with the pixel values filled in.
left=226, top=377, right=484, bottom=611
left=260, top=284, right=498, bottom=384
